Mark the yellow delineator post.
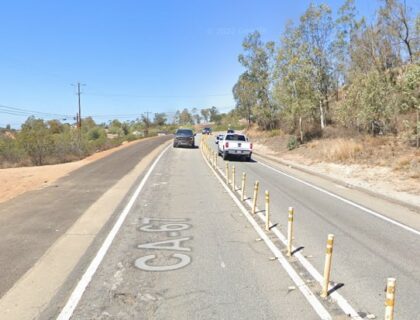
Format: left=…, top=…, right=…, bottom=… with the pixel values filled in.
left=287, top=207, right=294, bottom=256
left=321, top=234, right=335, bottom=298
left=265, top=190, right=270, bottom=231
left=385, top=278, right=396, bottom=320
left=232, top=165, right=236, bottom=190
left=241, top=172, right=246, bottom=201
left=225, top=163, right=229, bottom=184
left=252, top=181, right=259, bottom=214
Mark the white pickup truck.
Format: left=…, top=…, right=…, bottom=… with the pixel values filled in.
left=218, top=133, right=252, bottom=161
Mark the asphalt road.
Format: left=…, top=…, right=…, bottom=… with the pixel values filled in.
left=207, top=134, right=420, bottom=319
left=0, top=135, right=171, bottom=299
left=60, top=140, right=329, bottom=320
left=1, top=133, right=419, bottom=319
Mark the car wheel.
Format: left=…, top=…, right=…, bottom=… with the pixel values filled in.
left=173, top=143, right=177, bottom=148
left=191, top=143, right=194, bottom=148
left=223, top=151, right=228, bottom=160
left=246, top=155, right=251, bottom=162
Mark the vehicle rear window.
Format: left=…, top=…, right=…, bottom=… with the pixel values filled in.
left=225, top=134, right=246, bottom=141
left=176, top=129, right=193, bottom=135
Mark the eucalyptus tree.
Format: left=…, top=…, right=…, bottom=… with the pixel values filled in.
left=275, top=21, right=317, bottom=142
left=379, top=0, right=417, bottom=63
left=298, top=3, right=335, bottom=129
left=237, top=31, right=277, bottom=130
left=232, top=72, right=257, bottom=127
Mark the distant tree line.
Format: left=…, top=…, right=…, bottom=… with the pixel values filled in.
left=0, top=114, right=174, bottom=167
left=0, top=105, right=246, bottom=167
left=233, top=0, right=420, bottom=145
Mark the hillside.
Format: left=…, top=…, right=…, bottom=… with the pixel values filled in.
left=247, top=127, right=420, bottom=208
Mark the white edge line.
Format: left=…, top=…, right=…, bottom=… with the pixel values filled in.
left=202, top=148, right=332, bottom=320
left=212, top=155, right=361, bottom=319
left=57, top=144, right=171, bottom=320
left=256, top=158, right=420, bottom=237
left=253, top=208, right=362, bottom=319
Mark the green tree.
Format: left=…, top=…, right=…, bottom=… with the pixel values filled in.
left=209, top=106, right=220, bottom=123
left=200, top=108, right=210, bottom=123
left=237, top=31, right=277, bottom=130
left=233, top=72, right=257, bottom=127
left=47, top=119, right=64, bottom=134
left=18, top=117, right=53, bottom=165
left=191, top=108, right=201, bottom=124
left=153, top=113, right=167, bottom=126
left=332, top=0, right=360, bottom=91
left=338, top=70, right=397, bottom=134
left=275, top=21, right=317, bottom=141
left=179, top=108, right=193, bottom=125
left=379, top=0, right=417, bottom=63
left=299, top=3, right=334, bottom=129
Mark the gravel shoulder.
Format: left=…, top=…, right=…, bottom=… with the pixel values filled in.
left=252, top=140, right=420, bottom=209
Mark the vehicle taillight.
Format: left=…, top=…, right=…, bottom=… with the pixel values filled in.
left=225, top=142, right=229, bottom=148
left=250, top=143, right=253, bottom=149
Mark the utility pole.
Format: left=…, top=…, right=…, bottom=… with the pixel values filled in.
left=72, top=82, right=86, bottom=129
left=77, top=82, right=82, bottom=128
left=144, top=111, right=152, bottom=137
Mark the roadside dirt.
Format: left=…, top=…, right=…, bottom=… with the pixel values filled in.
left=247, top=129, right=420, bottom=208
left=0, top=139, right=151, bottom=204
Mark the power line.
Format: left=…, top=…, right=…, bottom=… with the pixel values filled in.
left=0, top=104, right=73, bottom=119
left=84, top=91, right=232, bottom=98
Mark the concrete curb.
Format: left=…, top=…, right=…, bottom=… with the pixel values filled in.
left=253, top=151, right=420, bottom=214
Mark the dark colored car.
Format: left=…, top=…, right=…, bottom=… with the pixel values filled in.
left=173, top=129, right=195, bottom=148
left=227, top=129, right=234, bottom=133
left=202, top=127, right=212, bottom=135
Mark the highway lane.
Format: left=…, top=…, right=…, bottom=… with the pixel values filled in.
left=54, top=141, right=337, bottom=320
left=207, top=134, right=420, bottom=319
left=0, top=135, right=171, bottom=299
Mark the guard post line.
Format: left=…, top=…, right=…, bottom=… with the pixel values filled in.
left=265, top=190, right=270, bottom=231
left=252, top=180, right=259, bottom=214
left=320, top=234, right=334, bottom=298
left=287, top=207, right=294, bottom=256
left=225, top=163, right=229, bottom=184
left=232, top=165, right=236, bottom=191
left=385, top=278, right=396, bottom=320
left=214, top=152, right=217, bottom=168
left=241, top=172, right=246, bottom=201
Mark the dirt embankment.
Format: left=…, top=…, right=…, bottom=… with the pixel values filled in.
left=247, top=128, right=420, bottom=208
left=0, top=139, right=149, bottom=204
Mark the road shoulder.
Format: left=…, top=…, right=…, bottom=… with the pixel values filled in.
left=0, top=140, right=171, bottom=320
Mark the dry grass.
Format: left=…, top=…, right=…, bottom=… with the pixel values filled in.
left=319, top=139, right=363, bottom=162
left=394, top=156, right=411, bottom=170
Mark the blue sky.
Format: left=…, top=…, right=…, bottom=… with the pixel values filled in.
left=0, top=0, right=418, bottom=127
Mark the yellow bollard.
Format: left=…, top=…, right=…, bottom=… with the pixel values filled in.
left=232, top=165, right=236, bottom=190
left=287, top=207, right=294, bottom=256
left=265, top=190, right=270, bottom=231
left=225, top=163, right=229, bottom=184
left=385, top=278, right=396, bottom=320
left=241, top=172, right=246, bottom=201
left=320, top=234, right=334, bottom=298
left=252, top=181, right=259, bottom=214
